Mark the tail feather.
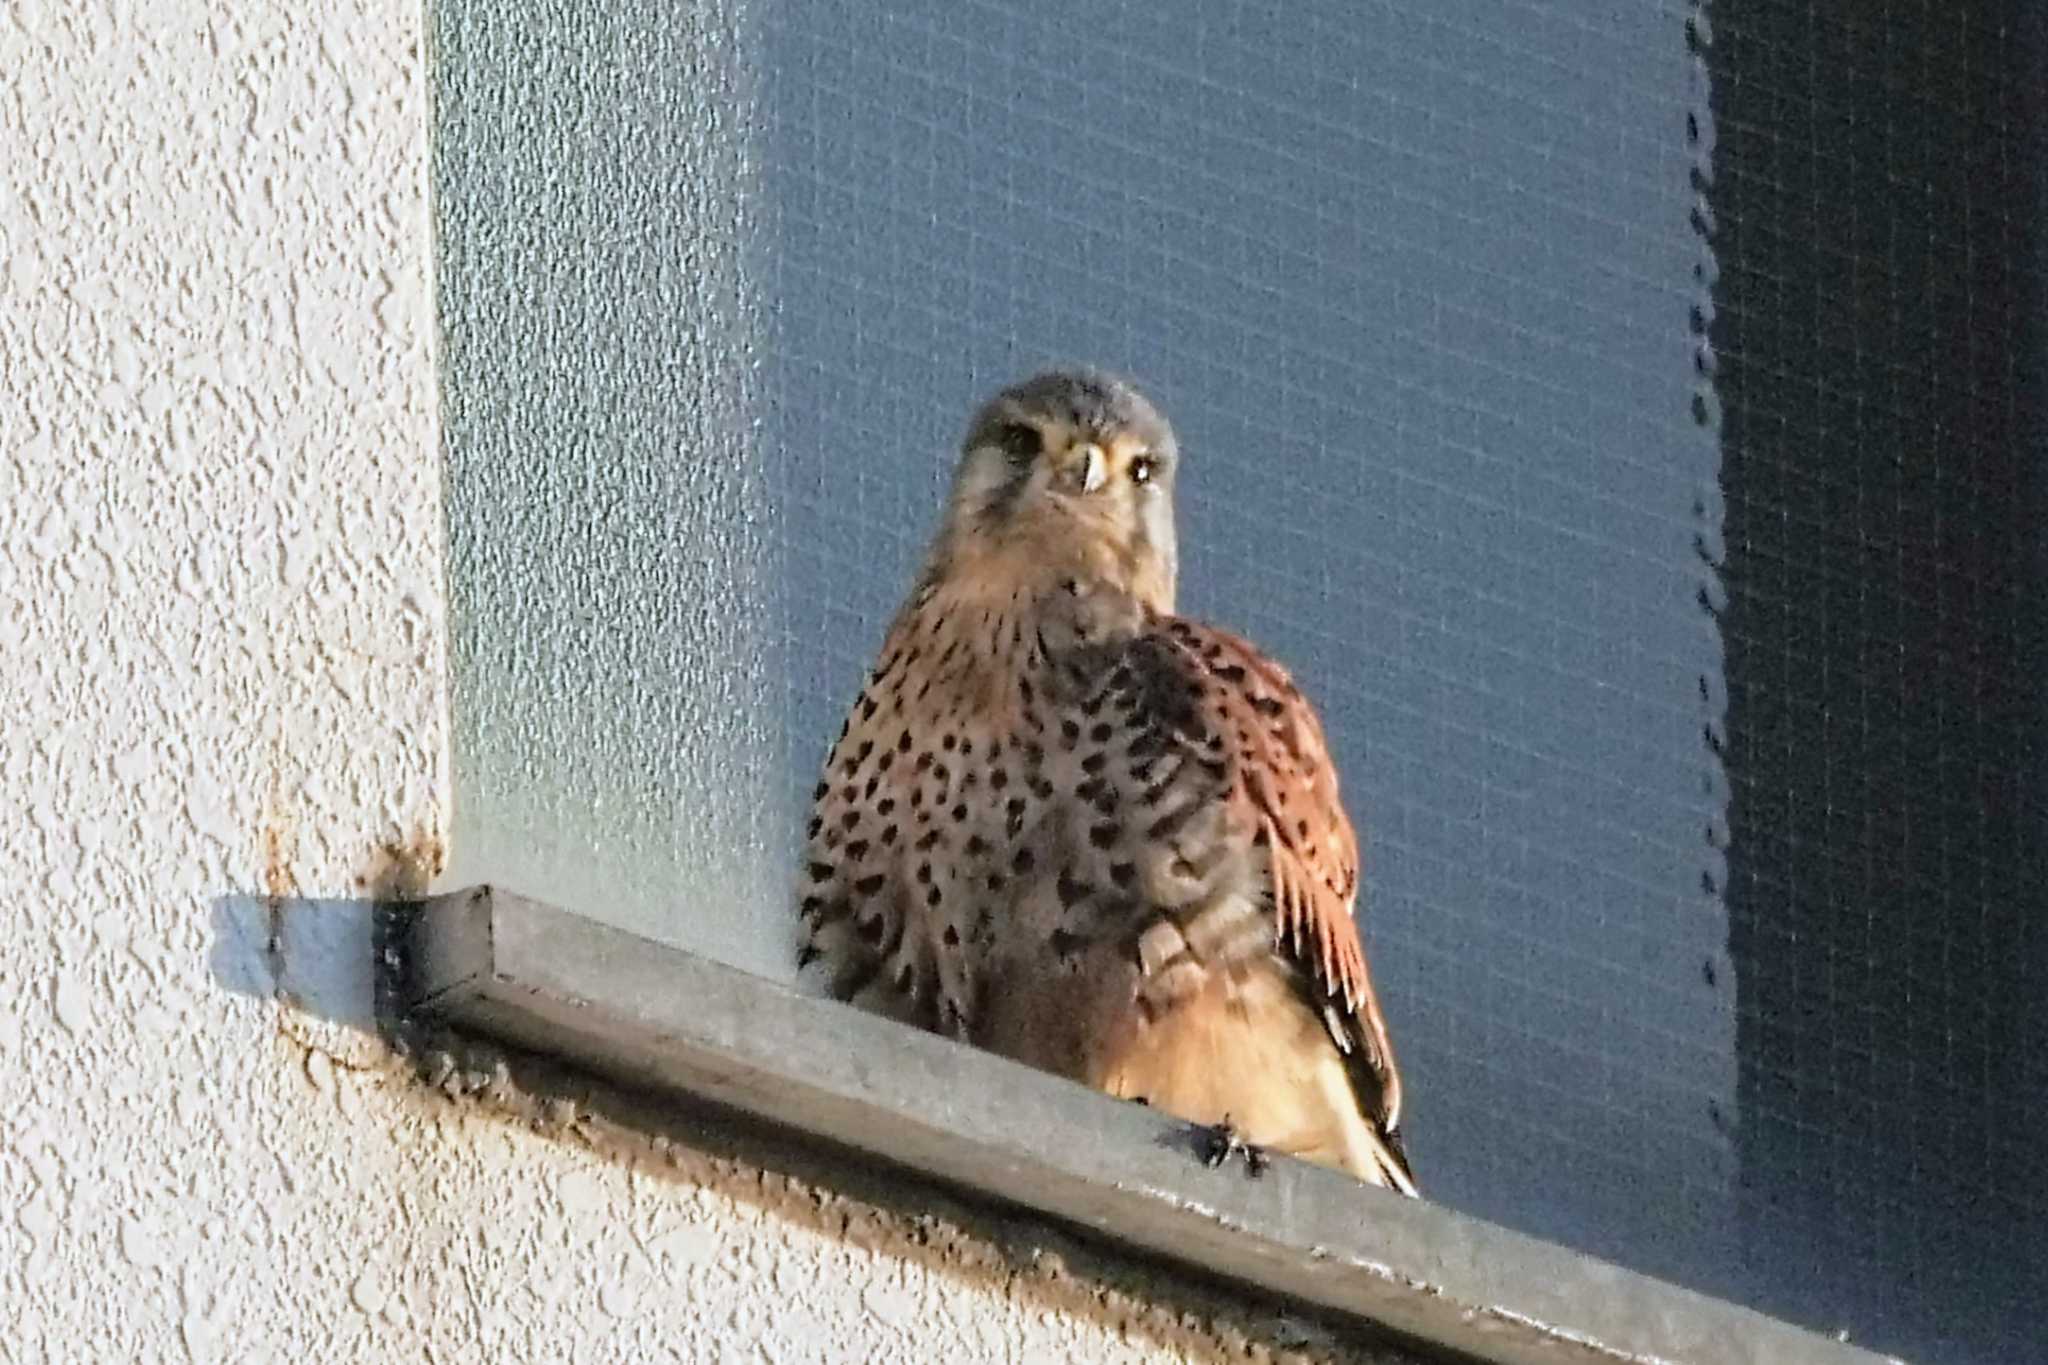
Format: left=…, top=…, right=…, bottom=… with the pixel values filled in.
left=1088, top=962, right=1420, bottom=1194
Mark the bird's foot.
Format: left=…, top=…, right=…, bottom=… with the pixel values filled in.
left=1195, top=1116, right=1270, bottom=1178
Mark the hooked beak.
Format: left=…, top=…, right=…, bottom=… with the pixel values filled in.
left=1075, top=442, right=1107, bottom=493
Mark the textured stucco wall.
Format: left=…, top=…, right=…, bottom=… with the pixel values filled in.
left=0, top=4, right=1410, bottom=1361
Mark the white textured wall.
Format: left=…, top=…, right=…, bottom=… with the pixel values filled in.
left=0, top=4, right=1389, bottom=1360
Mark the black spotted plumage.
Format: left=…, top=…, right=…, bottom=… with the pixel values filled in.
left=796, top=369, right=1414, bottom=1189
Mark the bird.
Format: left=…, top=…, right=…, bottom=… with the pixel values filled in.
left=796, top=369, right=1415, bottom=1192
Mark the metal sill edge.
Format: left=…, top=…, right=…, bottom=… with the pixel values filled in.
left=393, top=885, right=1900, bottom=1365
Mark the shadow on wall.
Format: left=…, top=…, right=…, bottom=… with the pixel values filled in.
left=211, top=895, right=382, bottom=1035
left=211, top=824, right=449, bottom=1039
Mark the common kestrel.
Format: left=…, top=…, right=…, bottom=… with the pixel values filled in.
left=798, top=369, right=1414, bottom=1191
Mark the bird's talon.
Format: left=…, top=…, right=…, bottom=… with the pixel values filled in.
left=1195, top=1117, right=1268, bottom=1176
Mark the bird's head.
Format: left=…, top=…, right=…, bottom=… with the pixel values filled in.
left=930, top=369, right=1179, bottom=613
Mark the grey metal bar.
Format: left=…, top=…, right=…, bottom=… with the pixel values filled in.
left=396, top=886, right=1900, bottom=1365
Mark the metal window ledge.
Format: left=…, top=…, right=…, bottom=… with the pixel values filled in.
left=395, top=886, right=1897, bottom=1365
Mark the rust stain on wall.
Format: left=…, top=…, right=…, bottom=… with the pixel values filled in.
left=357, top=823, right=447, bottom=899
left=262, top=816, right=300, bottom=900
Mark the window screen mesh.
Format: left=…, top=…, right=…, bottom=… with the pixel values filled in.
left=1704, top=3, right=2048, bottom=1360
left=429, top=1, right=2047, bottom=1359
left=762, top=0, right=1739, bottom=1304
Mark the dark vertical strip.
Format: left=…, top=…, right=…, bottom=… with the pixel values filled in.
left=1706, top=2, right=2047, bottom=1359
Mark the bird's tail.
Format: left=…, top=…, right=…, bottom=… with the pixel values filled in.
left=1357, top=1122, right=1419, bottom=1196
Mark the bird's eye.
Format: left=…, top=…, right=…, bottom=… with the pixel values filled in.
left=1129, top=454, right=1158, bottom=485
left=996, top=422, right=1041, bottom=464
